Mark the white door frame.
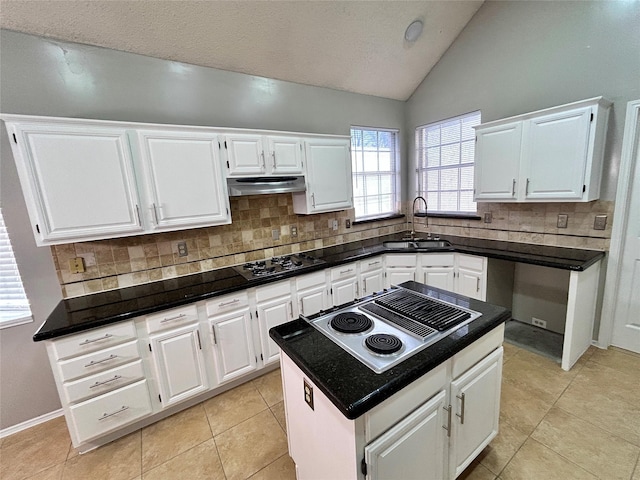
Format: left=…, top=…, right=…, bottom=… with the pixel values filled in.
left=598, top=99, right=640, bottom=347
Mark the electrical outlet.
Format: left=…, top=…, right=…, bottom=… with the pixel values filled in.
left=332, top=220, right=338, bottom=231
left=272, top=229, right=280, bottom=240
left=303, top=379, right=314, bottom=410
left=594, top=215, right=607, bottom=230
left=557, top=214, right=568, bottom=229
left=484, top=212, right=492, bottom=223
left=290, top=225, right=298, bottom=237
left=346, top=219, right=351, bottom=228
left=532, top=317, right=547, bottom=329
left=68, top=257, right=85, bottom=274
left=177, top=241, right=188, bottom=257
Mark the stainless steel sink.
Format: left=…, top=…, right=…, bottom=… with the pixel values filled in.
left=382, top=240, right=452, bottom=250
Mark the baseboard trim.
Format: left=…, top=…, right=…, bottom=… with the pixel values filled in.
left=0, top=409, right=64, bottom=439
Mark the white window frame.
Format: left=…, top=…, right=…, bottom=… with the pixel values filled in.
left=415, top=111, right=481, bottom=215
left=0, top=209, right=33, bottom=328
left=351, top=126, right=401, bottom=221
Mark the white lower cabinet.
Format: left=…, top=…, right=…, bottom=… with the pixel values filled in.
left=455, top=254, right=487, bottom=301
left=330, top=263, right=360, bottom=306
left=449, top=347, right=503, bottom=478
left=420, top=253, right=455, bottom=292
left=148, top=323, right=208, bottom=408
left=256, top=281, right=296, bottom=366
left=281, top=325, right=505, bottom=480
left=384, top=254, right=417, bottom=288
left=360, top=258, right=384, bottom=297
left=364, top=390, right=448, bottom=480
left=209, top=307, right=258, bottom=384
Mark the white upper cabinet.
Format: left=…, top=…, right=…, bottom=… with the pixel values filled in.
left=474, top=122, right=522, bottom=201
left=135, top=129, right=231, bottom=231
left=474, top=97, right=611, bottom=203
left=293, top=138, right=353, bottom=214
left=5, top=121, right=143, bottom=245
left=224, top=133, right=303, bottom=177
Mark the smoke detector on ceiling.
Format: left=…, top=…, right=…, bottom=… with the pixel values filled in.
left=404, top=20, right=424, bottom=43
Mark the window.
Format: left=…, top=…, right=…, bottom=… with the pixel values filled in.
left=415, top=111, right=481, bottom=214
left=351, top=127, right=400, bottom=221
left=0, top=209, right=32, bottom=328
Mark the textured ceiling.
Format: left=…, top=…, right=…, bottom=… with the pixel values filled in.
left=0, top=1, right=483, bottom=101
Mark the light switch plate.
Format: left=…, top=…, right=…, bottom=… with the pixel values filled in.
left=69, top=257, right=85, bottom=274
left=484, top=212, right=492, bottom=223
left=557, top=214, right=568, bottom=229
left=594, top=215, right=607, bottom=230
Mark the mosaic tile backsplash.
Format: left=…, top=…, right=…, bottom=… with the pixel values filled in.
left=51, top=195, right=613, bottom=298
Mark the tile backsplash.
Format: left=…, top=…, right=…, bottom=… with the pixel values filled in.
left=52, top=194, right=405, bottom=298
left=52, top=195, right=613, bottom=298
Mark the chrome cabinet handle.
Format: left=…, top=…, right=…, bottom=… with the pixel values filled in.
left=79, top=334, right=113, bottom=346
left=271, top=151, right=276, bottom=168
left=218, top=299, right=240, bottom=307
left=512, top=178, right=516, bottom=196
left=151, top=203, right=159, bottom=224
left=160, top=313, right=187, bottom=323
left=299, top=300, right=304, bottom=315
left=260, top=151, right=266, bottom=169
left=311, top=193, right=316, bottom=207
left=84, top=354, right=118, bottom=368
left=368, top=261, right=380, bottom=267
left=456, top=393, right=466, bottom=424
left=89, top=375, right=122, bottom=389
left=363, top=278, right=368, bottom=294
left=289, top=301, right=294, bottom=318
left=476, top=277, right=480, bottom=292
left=211, top=326, right=218, bottom=345
left=443, top=405, right=452, bottom=437
left=526, top=178, right=530, bottom=195
left=340, top=268, right=353, bottom=275
left=135, top=205, right=142, bottom=226
left=98, top=405, right=129, bottom=421
left=196, top=330, right=202, bottom=350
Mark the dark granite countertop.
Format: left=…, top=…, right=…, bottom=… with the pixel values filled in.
left=269, top=281, right=511, bottom=419
left=33, top=232, right=604, bottom=342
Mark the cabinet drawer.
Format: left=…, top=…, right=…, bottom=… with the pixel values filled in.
left=63, top=359, right=145, bottom=404
left=360, top=257, right=383, bottom=273
left=296, top=271, right=326, bottom=290
left=330, top=264, right=357, bottom=281
left=421, top=253, right=455, bottom=267
left=457, top=254, right=485, bottom=272
left=146, top=304, right=199, bottom=334
left=256, top=280, right=291, bottom=303
left=206, top=292, right=249, bottom=316
left=58, top=340, right=141, bottom=382
left=384, top=254, right=417, bottom=268
left=452, top=324, right=504, bottom=378
left=52, top=321, right=137, bottom=360
left=69, top=380, right=152, bottom=443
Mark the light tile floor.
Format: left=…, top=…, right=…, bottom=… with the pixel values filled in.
left=1, top=344, right=639, bottom=480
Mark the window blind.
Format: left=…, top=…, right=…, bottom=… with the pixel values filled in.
left=0, top=209, right=31, bottom=322
left=351, top=127, right=400, bottom=220
left=415, top=111, right=481, bottom=214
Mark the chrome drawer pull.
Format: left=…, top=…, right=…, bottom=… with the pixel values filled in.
left=89, top=375, right=123, bottom=389
left=368, top=261, right=380, bottom=267
left=84, top=354, right=118, bottom=368
left=160, top=313, right=187, bottom=323
left=340, top=268, right=353, bottom=274
left=456, top=393, right=466, bottom=424
left=98, top=405, right=129, bottom=421
left=443, top=405, right=452, bottom=437
left=218, top=299, right=240, bottom=307
left=79, top=334, right=113, bottom=346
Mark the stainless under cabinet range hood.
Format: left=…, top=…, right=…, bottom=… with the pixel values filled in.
left=227, top=176, right=306, bottom=196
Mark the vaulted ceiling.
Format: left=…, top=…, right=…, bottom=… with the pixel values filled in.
left=0, top=1, right=483, bottom=101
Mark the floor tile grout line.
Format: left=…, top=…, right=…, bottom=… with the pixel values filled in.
left=202, top=398, right=228, bottom=480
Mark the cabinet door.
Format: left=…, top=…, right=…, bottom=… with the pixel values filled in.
left=298, top=139, right=352, bottom=213
left=421, top=267, right=455, bottom=292
left=224, top=134, right=265, bottom=176
left=257, top=296, right=295, bottom=366
left=361, top=269, right=384, bottom=296
left=298, top=285, right=327, bottom=317
left=385, top=268, right=416, bottom=288
left=8, top=123, right=143, bottom=245
left=149, top=324, right=208, bottom=408
left=456, top=268, right=484, bottom=301
left=521, top=107, right=591, bottom=200
left=449, top=347, right=503, bottom=479
left=331, top=276, right=359, bottom=307
left=267, top=136, right=303, bottom=174
left=210, top=309, right=257, bottom=384
left=136, top=130, right=231, bottom=230
left=474, top=122, right=522, bottom=201
left=364, top=390, right=447, bottom=480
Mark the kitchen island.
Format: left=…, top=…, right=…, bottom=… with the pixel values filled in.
left=269, top=281, right=510, bottom=480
